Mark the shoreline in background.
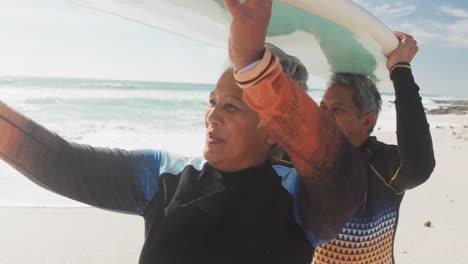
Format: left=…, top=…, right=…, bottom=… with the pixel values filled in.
left=427, top=100, right=468, bottom=115
left=2, top=74, right=468, bottom=99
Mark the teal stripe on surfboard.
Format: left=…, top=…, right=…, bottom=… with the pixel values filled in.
left=269, top=3, right=378, bottom=79
left=213, top=0, right=378, bottom=80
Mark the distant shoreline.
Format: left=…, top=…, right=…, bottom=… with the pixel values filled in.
left=427, top=100, right=468, bottom=115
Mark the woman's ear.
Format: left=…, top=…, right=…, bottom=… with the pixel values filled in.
left=257, top=120, right=278, bottom=145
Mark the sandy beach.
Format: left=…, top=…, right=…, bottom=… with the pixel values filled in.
left=0, top=208, right=144, bottom=264
left=377, top=113, right=468, bottom=263
left=0, top=112, right=467, bottom=264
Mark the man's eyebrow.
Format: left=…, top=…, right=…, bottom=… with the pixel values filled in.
left=320, top=100, right=345, bottom=106
left=333, top=101, right=345, bottom=107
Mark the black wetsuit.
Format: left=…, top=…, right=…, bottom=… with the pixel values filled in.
left=313, top=66, right=436, bottom=263
left=139, top=162, right=312, bottom=264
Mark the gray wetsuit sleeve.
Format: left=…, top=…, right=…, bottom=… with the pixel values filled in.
left=0, top=100, right=171, bottom=215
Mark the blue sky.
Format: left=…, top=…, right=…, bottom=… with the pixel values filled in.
left=0, top=0, right=467, bottom=96
left=354, top=0, right=468, bottom=96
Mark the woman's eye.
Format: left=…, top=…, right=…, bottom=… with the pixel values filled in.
left=225, top=104, right=239, bottom=111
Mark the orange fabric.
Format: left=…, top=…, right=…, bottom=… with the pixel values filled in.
left=235, top=49, right=275, bottom=89
left=236, top=57, right=343, bottom=182
left=0, top=101, right=62, bottom=180
left=235, top=53, right=365, bottom=242
left=313, top=224, right=395, bottom=264
left=0, top=102, right=35, bottom=174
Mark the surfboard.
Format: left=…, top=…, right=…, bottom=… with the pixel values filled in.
left=68, top=0, right=399, bottom=89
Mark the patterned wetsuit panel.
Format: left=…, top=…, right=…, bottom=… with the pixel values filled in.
left=313, top=208, right=398, bottom=263
left=313, top=145, right=404, bottom=264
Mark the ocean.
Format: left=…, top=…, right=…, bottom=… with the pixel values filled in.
left=0, top=76, right=462, bottom=207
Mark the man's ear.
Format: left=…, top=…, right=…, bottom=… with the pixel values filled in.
left=362, top=112, right=377, bottom=132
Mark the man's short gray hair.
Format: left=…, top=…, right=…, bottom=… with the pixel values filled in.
left=328, top=73, right=382, bottom=132
left=264, top=43, right=309, bottom=162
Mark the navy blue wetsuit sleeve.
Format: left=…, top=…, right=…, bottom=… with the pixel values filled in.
left=390, top=67, right=436, bottom=192
left=274, top=165, right=331, bottom=248
left=129, top=150, right=206, bottom=215
left=126, top=150, right=165, bottom=214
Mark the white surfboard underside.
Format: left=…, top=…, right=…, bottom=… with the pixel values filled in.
left=68, top=0, right=398, bottom=89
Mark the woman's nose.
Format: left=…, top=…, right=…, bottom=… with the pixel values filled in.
left=206, top=107, right=223, bottom=127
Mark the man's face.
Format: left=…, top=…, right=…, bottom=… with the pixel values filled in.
left=203, top=69, right=274, bottom=172
left=320, top=85, right=372, bottom=147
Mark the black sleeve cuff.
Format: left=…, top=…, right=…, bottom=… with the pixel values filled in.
left=390, top=67, right=420, bottom=98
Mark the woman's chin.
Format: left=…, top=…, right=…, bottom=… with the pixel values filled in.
left=203, top=147, right=228, bottom=170
left=203, top=146, right=217, bottom=163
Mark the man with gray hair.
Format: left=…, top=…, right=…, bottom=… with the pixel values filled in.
left=268, top=34, right=434, bottom=263
left=320, top=73, right=382, bottom=146
left=225, top=0, right=432, bottom=261
left=313, top=32, right=436, bottom=263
